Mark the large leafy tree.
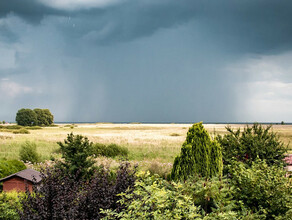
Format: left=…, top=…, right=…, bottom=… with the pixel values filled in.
left=15, top=108, right=37, bottom=126
left=33, top=108, right=54, bottom=126
left=171, top=122, right=223, bottom=180
left=16, top=108, right=54, bottom=126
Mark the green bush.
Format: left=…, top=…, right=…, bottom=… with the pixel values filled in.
left=0, top=191, right=22, bottom=220
left=25, top=126, right=42, bottom=130
left=92, top=143, right=128, bottom=158
left=19, top=141, right=40, bottom=164
left=12, top=128, right=30, bottom=134
left=0, top=160, right=26, bottom=178
left=171, top=122, right=223, bottom=180
left=0, top=125, right=23, bottom=130
left=216, top=123, right=288, bottom=173
left=229, top=159, right=292, bottom=219
left=103, top=171, right=202, bottom=219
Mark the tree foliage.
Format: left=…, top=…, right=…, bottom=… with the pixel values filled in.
left=33, top=109, right=54, bottom=126
left=171, top=122, right=223, bottom=180
left=15, top=108, right=54, bottom=126
left=229, top=160, right=292, bottom=219
left=216, top=123, right=288, bottom=173
left=0, top=191, right=22, bottom=220
left=57, top=133, right=96, bottom=180
left=104, top=171, right=202, bottom=219
left=15, top=109, right=37, bottom=126
left=0, top=159, right=26, bottom=179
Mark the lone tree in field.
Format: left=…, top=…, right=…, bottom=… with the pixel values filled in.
left=15, top=108, right=54, bottom=126
left=171, top=122, right=223, bottom=180
left=57, top=133, right=95, bottom=181
left=15, top=108, right=37, bottom=126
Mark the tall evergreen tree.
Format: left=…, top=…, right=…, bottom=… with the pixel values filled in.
left=57, top=133, right=95, bottom=181
left=171, top=122, right=223, bottom=180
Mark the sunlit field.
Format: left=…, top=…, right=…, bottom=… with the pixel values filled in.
left=0, top=123, right=291, bottom=164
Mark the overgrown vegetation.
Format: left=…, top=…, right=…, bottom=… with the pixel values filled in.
left=0, top=123, right=291, bottom=219
left=0, top=191, right=22, bottom=220
left=229, top=160, right=292, bottom=219
left=18, top=163, right=136, bottom=219
left=105, top=171, right=201, bottom=219
left=0, top=159, right=26, bottom=180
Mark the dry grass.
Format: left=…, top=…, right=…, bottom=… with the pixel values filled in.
left=0, top=123, right=291, bottom=163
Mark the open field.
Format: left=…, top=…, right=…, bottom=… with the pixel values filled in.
left=0, top=123, right=291, bottom=165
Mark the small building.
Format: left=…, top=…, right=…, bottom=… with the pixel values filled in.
left=0, top=169, right=42, bottom=192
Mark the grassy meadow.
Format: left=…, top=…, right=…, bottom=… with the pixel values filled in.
left=0, top=123, right=291, bottom=172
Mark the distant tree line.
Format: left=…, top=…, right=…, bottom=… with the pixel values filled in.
left=15, top=108, right=54, bottom=126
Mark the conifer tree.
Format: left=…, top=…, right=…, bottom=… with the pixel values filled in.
left=171, top=122, right=223, bottom=180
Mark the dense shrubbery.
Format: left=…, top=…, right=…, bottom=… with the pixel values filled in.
left=0, top=191, right=22, bottom=220
left=92, top=143, right=129, bottom=158
left=1, top=123, right=290, bottom=220
left=19, top=141, right=40, bottom=164
left=171, top=122, right=223, bottom=180
left=105, top=171, right=201, bottom=219
left=105, top=170, right=275, bottom=219
left=229, top=160, right=292, bottom=219
left=0, top=159, right=26, bottom=179
left=15, top=108, right=53, bottom=126
left=217, top=124, right=288, bottom=174
left=19, top=163, right=136, bottom=219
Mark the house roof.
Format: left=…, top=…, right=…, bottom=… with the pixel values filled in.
left=284, top=154, right=292, bottom=165
left=0, top=169, right=42, bottom=183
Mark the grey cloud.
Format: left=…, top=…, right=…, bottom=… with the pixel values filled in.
left=0, top=25, right=18, bottom=43
left=2, top=0, right=292, bottom=55
left=0, top=0, right=62, bottom=23
left=1, top=1, right=292, bottom=122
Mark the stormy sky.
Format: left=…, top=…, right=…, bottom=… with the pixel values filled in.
left=1, top=0, right=292, bottom=122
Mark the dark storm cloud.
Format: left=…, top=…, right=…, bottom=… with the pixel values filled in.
left=2, top=0, right=292, bottom=53
left=0, top=0, right=62, bottom=23
left=1, top=0, right=292, bottom=122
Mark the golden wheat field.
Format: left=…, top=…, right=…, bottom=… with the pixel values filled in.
left=0, top=123, right=291, bottom=162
